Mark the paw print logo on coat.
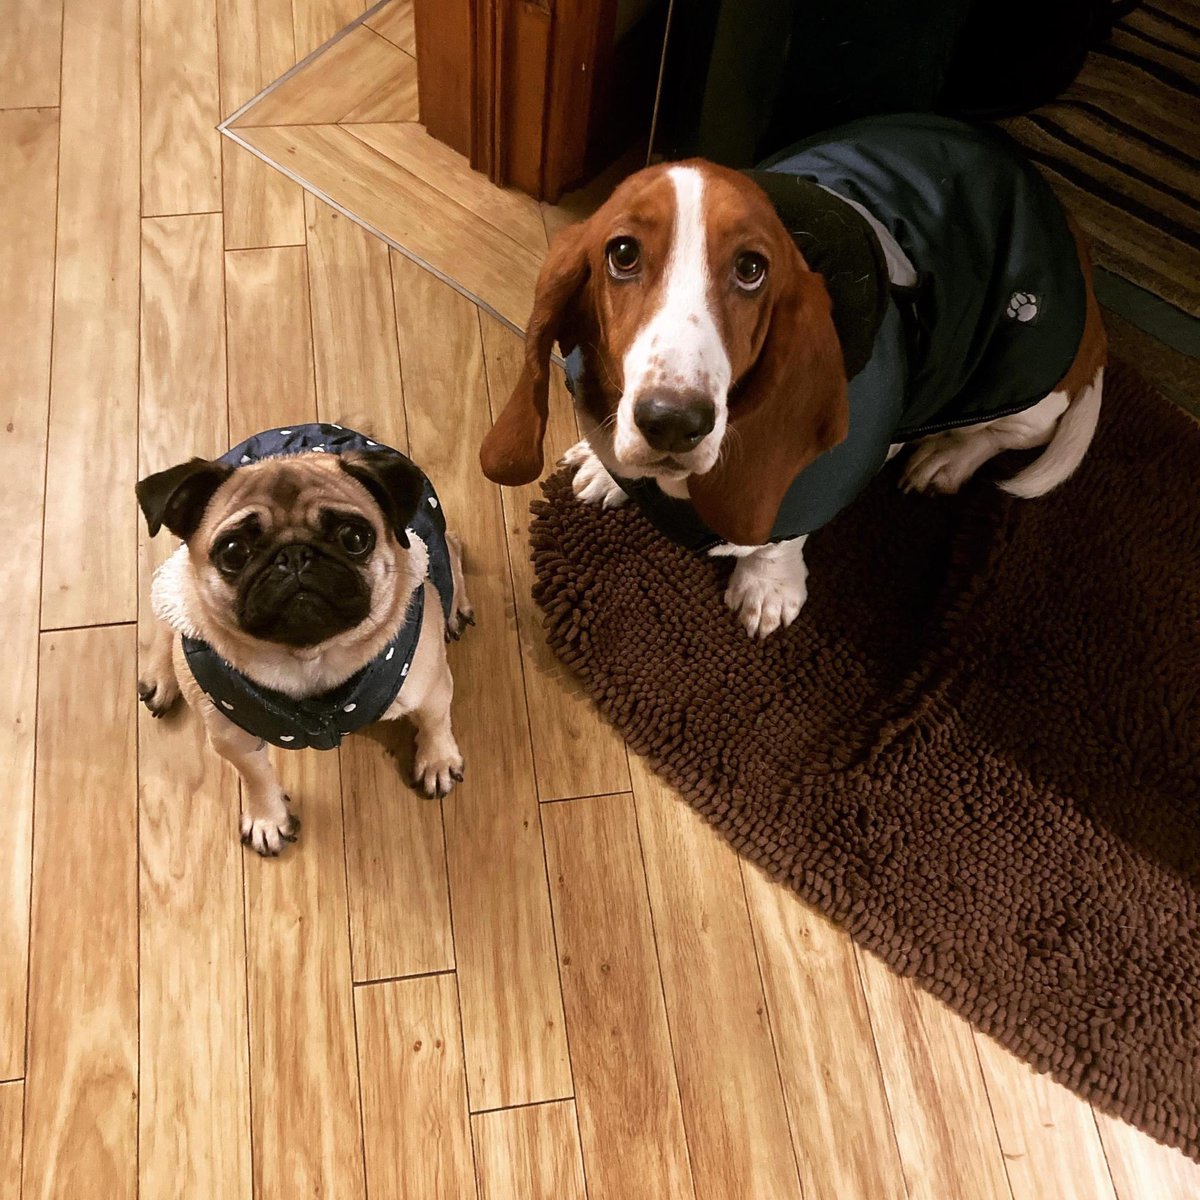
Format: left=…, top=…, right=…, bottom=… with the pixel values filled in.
left=1007, top=291, right=1040, bottom=323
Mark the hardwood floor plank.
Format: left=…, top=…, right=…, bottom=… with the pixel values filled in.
left=856, top=951, right=1013, bottom=1200
left=234, top=26, right=416, bottom=127
left=628, top=755, right=801, bottom=1200
left=473, top=1100, right=588, bottom=1200
left=224, top=246, right=318, bottom=442
left=355, top=975, right=476, bottom=1200
left=24, top=627, right=138, bottom=1200
left=974, top=1034, right=1116, bottom=1200
left=243, top=749, right=366, bottom=1199
left=0, top=1082, right=21, bottom=1194
left=0, top=109, right=57, bottom=1082
left=341, top=727, right=455, bottom=982
left=137, top=212, right=252, bottom=1199
left=236, top=124, right=537, bottom=329
left=303, top=193, right=407, bottom=443
left=348, top=123, right=546, bottom=257
left=140, top=215, right=229, bottom=472
left=741, top=865, right=907, bottom=1200
left=365, top=0, right=414, bottom=56
left=1096, top=1111, right=1200, bottom=1200
left=41, top=0, right=140, bottom=629
left=292, top=0, right=361, bottom=58
left=226, top=264, right=364, bottom=1197
left=391, top=253, right=572, bottom=1110
left=215, top=0, right=306, bottom=246
left=0, top=0, right=62, bottom=108
left=141, top=0, right=222, bottom=214
left=478, top=318, right=629, bottom=801
left=542, top=793, right=695, bottom=1200
left=221, top=146, right=308, bottom=250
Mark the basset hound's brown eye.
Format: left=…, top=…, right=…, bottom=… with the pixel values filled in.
left=606, top=236, right=641, bottom=278
left=734, top=251, right=768, bottom=292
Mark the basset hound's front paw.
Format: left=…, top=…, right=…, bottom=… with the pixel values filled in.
left=721, top=539, right=809, bottom=639
left=563, top=440, right=629, bottom=510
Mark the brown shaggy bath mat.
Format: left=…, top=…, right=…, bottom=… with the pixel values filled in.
left=529, top=360, right=1200, bottom=1159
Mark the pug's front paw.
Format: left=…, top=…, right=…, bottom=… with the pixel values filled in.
left=413, top=743, right=464, bottom=799
left=137, top=674, right=180, bottom=718
left=240, top=802, right=301, bottom=857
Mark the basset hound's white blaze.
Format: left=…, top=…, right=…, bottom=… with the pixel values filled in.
left=614, top=166, right=731, bottom=476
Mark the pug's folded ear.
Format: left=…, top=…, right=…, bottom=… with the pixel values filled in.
left=340, top=452, right=426, bottom=549
left=136, top=458, right=234, bottom=539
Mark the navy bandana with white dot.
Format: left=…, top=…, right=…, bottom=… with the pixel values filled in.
left=183, top=423, right=454, bottom=751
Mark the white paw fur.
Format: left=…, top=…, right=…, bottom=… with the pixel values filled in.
left=563, top=440, right=629, bottom=509
left=722, top=539, right=809, bottom=639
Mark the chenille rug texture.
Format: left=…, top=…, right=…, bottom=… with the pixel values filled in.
left=529, top=361, right=1200, bottom=1159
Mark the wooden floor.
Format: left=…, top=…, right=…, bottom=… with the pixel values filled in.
left=3, top=0, right=1199, bottom=1196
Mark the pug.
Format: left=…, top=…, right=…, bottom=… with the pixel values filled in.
left=136, top=424, right=473, bottom=856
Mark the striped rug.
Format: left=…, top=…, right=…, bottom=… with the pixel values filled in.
left=1002, top=0, right=1200, bottom=317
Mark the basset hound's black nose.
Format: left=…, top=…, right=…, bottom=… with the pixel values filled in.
left=634, top=391, right=716, bottom=454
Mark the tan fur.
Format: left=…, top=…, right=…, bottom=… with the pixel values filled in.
left=141, top=452, right=474, bottom=856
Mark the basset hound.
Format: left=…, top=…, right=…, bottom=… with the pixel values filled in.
left=481, top=114, right=1107, bottom=638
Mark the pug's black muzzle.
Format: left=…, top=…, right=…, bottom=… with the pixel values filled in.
left=237, top=542, right=371, bottom=647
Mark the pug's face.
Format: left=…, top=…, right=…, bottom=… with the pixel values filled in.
left=138, top=451, right=426, bottom=652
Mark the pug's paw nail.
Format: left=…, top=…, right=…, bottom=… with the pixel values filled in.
left=450, top=768, right=464, bottom=782
left=240, top=810, right=299, bottom=857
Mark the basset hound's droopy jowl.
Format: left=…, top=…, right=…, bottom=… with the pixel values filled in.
left=481, top=114, right=1108, bottom=638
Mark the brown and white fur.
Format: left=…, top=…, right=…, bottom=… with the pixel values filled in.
left=481, top=161, right=1107, bottom=638
left=138, top=452, right=473, bottom=855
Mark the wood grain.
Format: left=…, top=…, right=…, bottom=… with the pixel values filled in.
left=0, top=0, right=62, bottom=108
left=24, top=627, right=138, bottom=1200
left=242, top=748, right=366, bottom=1200
left=348, top=123, right=547, bottom=258
left=1096, top=1110, right=1200, bottom=1200
left=542, top=793, right=695, bottom=1200
left=391, top=252, right=572, bottom=1110
left=234, top=26, right=416, bottom=128
left=215, top=0, right=306, bottom=246
left=139, top=215, right=229, bottom=476
left=292, top=0, right=361, bottom=58
left=41, top=0, right=140, bottom=629
left=355, top=975, right=476, bottom=1200
left=236, top=123, right=537, bottom=329
left=0, top=109, right=57, bottom=1083
left=473, top=1100, right=588, bottom=1200
left=479, top=318, right=629, bottom=801
left=974, top=1033, right=1116, bottom=1200
left=628, top=755, right=801, bottom=1200
left=741, top=865, right=906, bottom=1200
left=137, top=212, right=251, bottom=1200
left=303, top=193, right=407, bottom=442
left=141, top=0, right=222, bottom=214
left=856, top=950, right=1013, bottom=1200
left=366, top=0, right=415, bottom=56
left=226, top=252, right=362, bottom=1196
left=0, top=1082, right=21, bottom=1193
left=224, top=246, right=318, bottom=442
left=340, top=727, right=455, bottom=982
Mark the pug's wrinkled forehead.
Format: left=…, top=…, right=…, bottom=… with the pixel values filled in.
left=197, top=455, right=387, bottom=545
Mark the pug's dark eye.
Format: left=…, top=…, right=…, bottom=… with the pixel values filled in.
left=734, top=251, right=768, bottom=292
left=213, top=536, right=251, bottom=575
left=336, top=523, right=375, bottom=557
left=606, top=236, right=641, bottom=278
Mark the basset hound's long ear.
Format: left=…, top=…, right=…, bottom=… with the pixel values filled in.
left=480, top=222, right=591, bottom=486
left=688, top=261, right=849, bottom=546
